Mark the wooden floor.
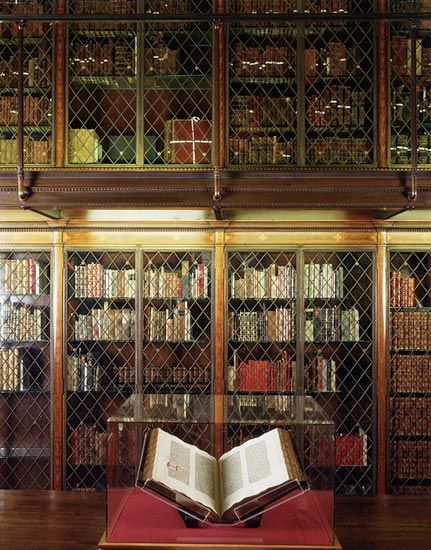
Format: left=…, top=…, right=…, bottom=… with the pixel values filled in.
left=0, top=491, right=430, bottom=550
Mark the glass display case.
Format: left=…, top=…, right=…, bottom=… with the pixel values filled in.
left=100, top=394, right=340, bottom=549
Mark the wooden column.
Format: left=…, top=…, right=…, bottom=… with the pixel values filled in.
left=377, top=0, right=388, bottom=168
left=52, top=230, right=65, bottom=489
left=214, top=229, right=225, bottom=458
left=376, top=230, right=388, bottom=495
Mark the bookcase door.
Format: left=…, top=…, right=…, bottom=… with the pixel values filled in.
left=302, top=249, right=375, bottom=495
left=389, top=1, right=431, bottom=167
left=227, top=1, right=376, bottom=167
left=65, top=249, right=137, bottom=490
left=141, top=249, right=214, bottom=423
left=0, top=249, right=52, bottom=489
left=388, top=249, right=431, bottom=495
left=225, top=247, right=376, bottom=495
left=0, top=0, right=54, bottom=167
left=225, top=249, right=298, bottom=452
left=66, top=0, right=213, bottom=167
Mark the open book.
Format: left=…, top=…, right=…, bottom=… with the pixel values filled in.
left=137, top=427, right=307, bottom=523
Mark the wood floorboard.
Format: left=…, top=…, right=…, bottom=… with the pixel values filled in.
left=0, top=491, right=430, bottom=550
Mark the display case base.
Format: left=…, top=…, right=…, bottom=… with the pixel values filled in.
left=98, top=531, right=342, bottom=549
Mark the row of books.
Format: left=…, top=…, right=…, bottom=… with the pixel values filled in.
left=0, top=349, right=23, bottom=391
left=144, top=44, right=178, bottom=75
left=0, top=3, right=46, bottom=38
left=304, top=262, right=344, bottom=299
left=69, top=424, right=106, bottom=466
left=0, top=258, right=42, bottom=295
left=230, top=95, right=296, bottom=129
left=143, top=261, right=209, bottom=299
left=145, top=302, right=192, bottom=341
left=305, top=306, right=360, bottom=342
left=0, top=304, right=44, bottom=341
left=0, top=52, right=51, bottom=89
left=305, top=44, right=360, bottom=79
left=306, top=351, right=336, bottom=392
left=390, top=134, right=411, bottom=164
left=305, top=0, right=348, bottom=15
left=391, top=354, right=431, bottom=393
left=307, top=88, right=367, bottom=128
left=391, top=397, right=431, bottom=436
left=71, top=0, right=134, bottom=16
left=70, top=40, right=136, bottom=77
left=231, top=44, right=295, bottom=78
left=307, top=137, right=371, bottom=165
left=229, top=351, right=296, bottom=392
left=74, top=262, right=135, bottom=299
left=230, top=136, right=293, bottom=165
left=0, top=96, right=51, bottom=127
left=73, top=307, right=135, bottom=341
left=0, top=136, right=51, bottom=165
left=312, top=431, right=367, bottom=467
left=390, top=270, right=416, bottom=307
left=67, top=351, right=102, bottom=392
left=391, top=35, right=431, bottom=77
left=391, top=440, right=431, bottom=479
left=144, top=364, right=210, bottom=385
left=392, top=485, right=431, bottom=495
left=230, top=263, right=296, bottom=300
left=391, top=311, right=431, bottom=350
left=229, top=308, right=295, bottom=342
left=393, top=86, right=431, bottom=126
left=230, top=0, right=296, bottom=13
left=142, top=393, right=193, bottom=420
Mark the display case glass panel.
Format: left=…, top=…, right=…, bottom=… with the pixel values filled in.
left=105, top=394, right=335, bottom=548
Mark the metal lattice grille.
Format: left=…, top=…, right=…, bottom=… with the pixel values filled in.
left=388, top=250, right=431, bottom=495
left=303, top=250, right=374, bottom=495
left=389, top=2, right=431, bottom=166
left=226, top=250, right=297, bottom=447
left=142, top=251, right=213, bottom=432
left=226, top=249, right=375, bottom=495
left=228, top=3, right=297, bottom=166
left=66, top=1, right=213, bottom=166
left=67, top=1, right=137, bottom=166
left=143, top=17, right=213, bottom=166
left=0, top=250, right=51, bottom=489
left=304, top=14, right=374, bottom=166
left=65, top=250, right=136, bottom=490
left=0, top=1, right=53, bottom=166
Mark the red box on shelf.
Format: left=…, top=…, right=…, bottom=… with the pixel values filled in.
left=164, top=118, right=212, bottom=164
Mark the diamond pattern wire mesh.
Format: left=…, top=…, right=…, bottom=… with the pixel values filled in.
left=225, top=250, right=298, bottom=451
left=304, top=16, right=374, bottom=167
left=143, top=16, right=213, bottom=166
left=225, top=249, right=375, bottom=495
left=65, top=250, right=136, bottom=490
left=303, top=250, right=374, bottom=495
left=388, top=250, right=431, bottom=495
left=389, top=0, right=431, bottom=166
left=227, top=4, right=297, bottom=166
left=0, top=250, right=51, bottom=489
left=0, top=1, right=54, bottom=166
left=67, top=1, right=213, bottom=167
left=67, top=1, right=138, bottom=166
left=142, top=250, right=213, bottom=438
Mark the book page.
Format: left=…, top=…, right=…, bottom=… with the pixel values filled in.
left=219, top=428, right=290, bottom=516
left=146, top=428, right=220, bottom=516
